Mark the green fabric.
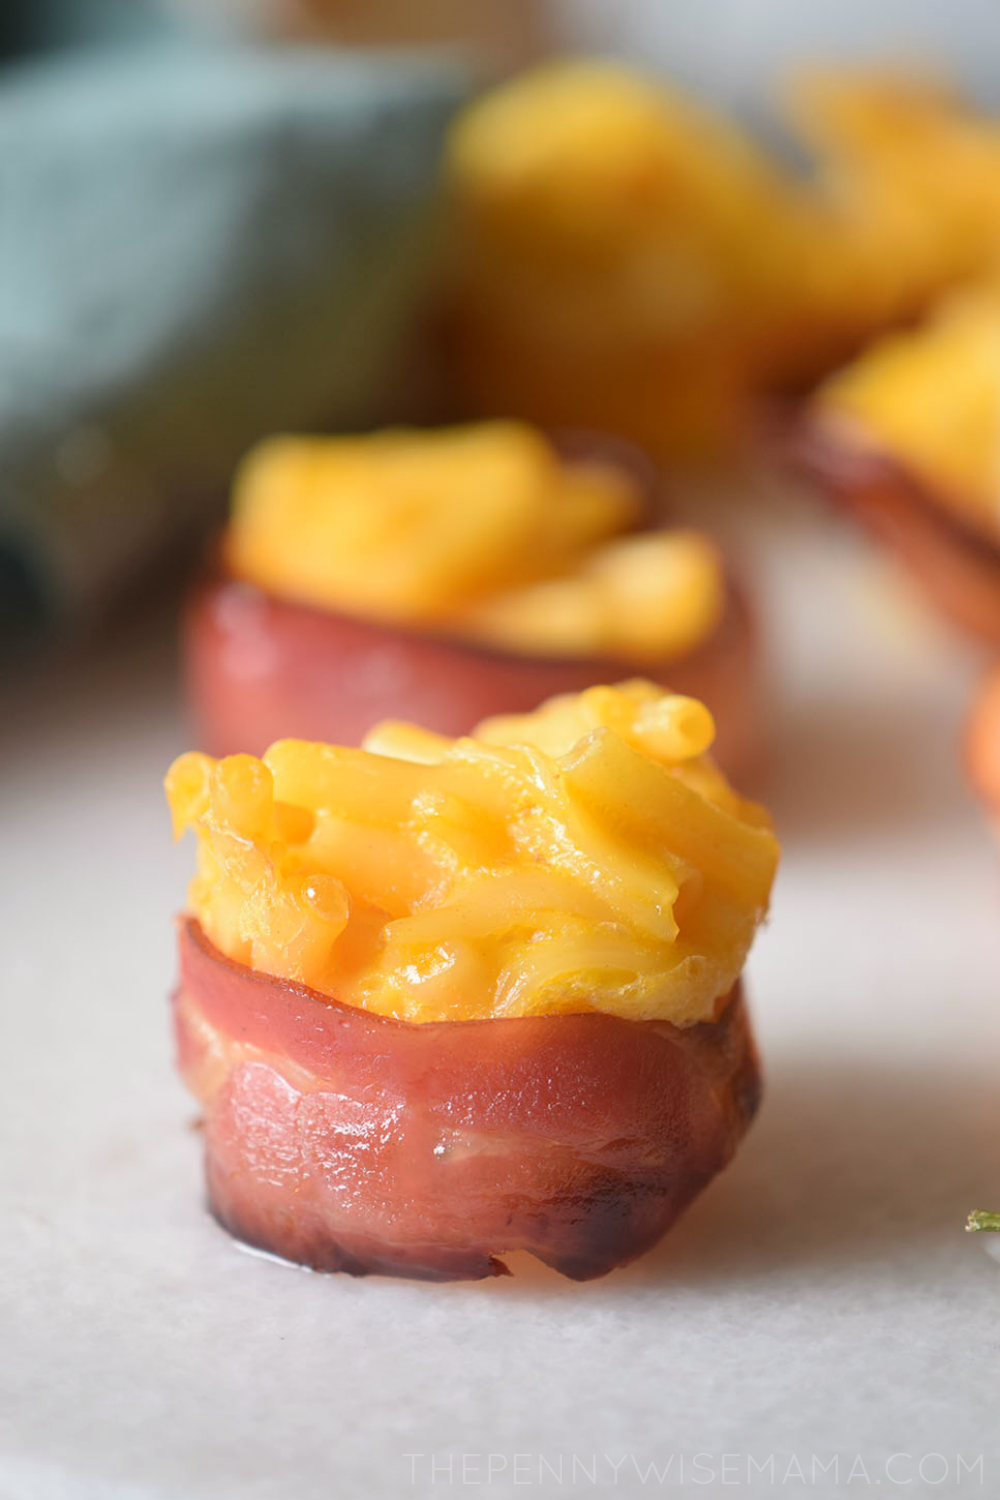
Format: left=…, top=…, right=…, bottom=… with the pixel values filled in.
left=0, top=42, right=466, bottom=637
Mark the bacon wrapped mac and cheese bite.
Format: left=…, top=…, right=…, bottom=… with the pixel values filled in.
left=444, top=63, right=1000, bottom=463
left=166, top=682, right=778, bottom=1281
left=185, top=421, right=758, bottom=774
left=802, top=283, right=1000, bottom=647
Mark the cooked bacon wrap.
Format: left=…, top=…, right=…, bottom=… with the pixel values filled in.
left=797, top=421, right=1000, bottom=649
left=174, top=918, right=761, bottom=1282
left=183, top=575, right=758, bottom=776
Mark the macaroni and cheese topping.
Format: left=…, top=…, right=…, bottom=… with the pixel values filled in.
left=167, top=682, right=778, bottom=1026
left=224, top=422, right=725, bottom=662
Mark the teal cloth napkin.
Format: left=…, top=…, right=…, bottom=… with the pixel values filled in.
left=0, top=40, right=466, bottom=640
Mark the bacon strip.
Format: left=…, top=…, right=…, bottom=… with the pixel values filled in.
left=174, top=918, right=761, bottom=1281
left=183, top=574, right=758, bottom=775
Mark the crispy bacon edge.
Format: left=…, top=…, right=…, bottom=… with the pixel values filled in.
left=173, top=918, right=762, bottom=1282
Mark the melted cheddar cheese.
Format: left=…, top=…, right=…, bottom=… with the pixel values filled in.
left=166, top=683, right=778, bottom=1026
left=224, top=421, right=725, bottom=663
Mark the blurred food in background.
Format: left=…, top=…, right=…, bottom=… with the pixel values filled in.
left=13, top=0, right=1000, bottom=657
left=443, top=60, right=804, bottom=461
left=441, top=60, right=1000, bottom=464
left=801, top=281, right=1000, bottom=648
left=185, top=420, right=759, bottom=772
